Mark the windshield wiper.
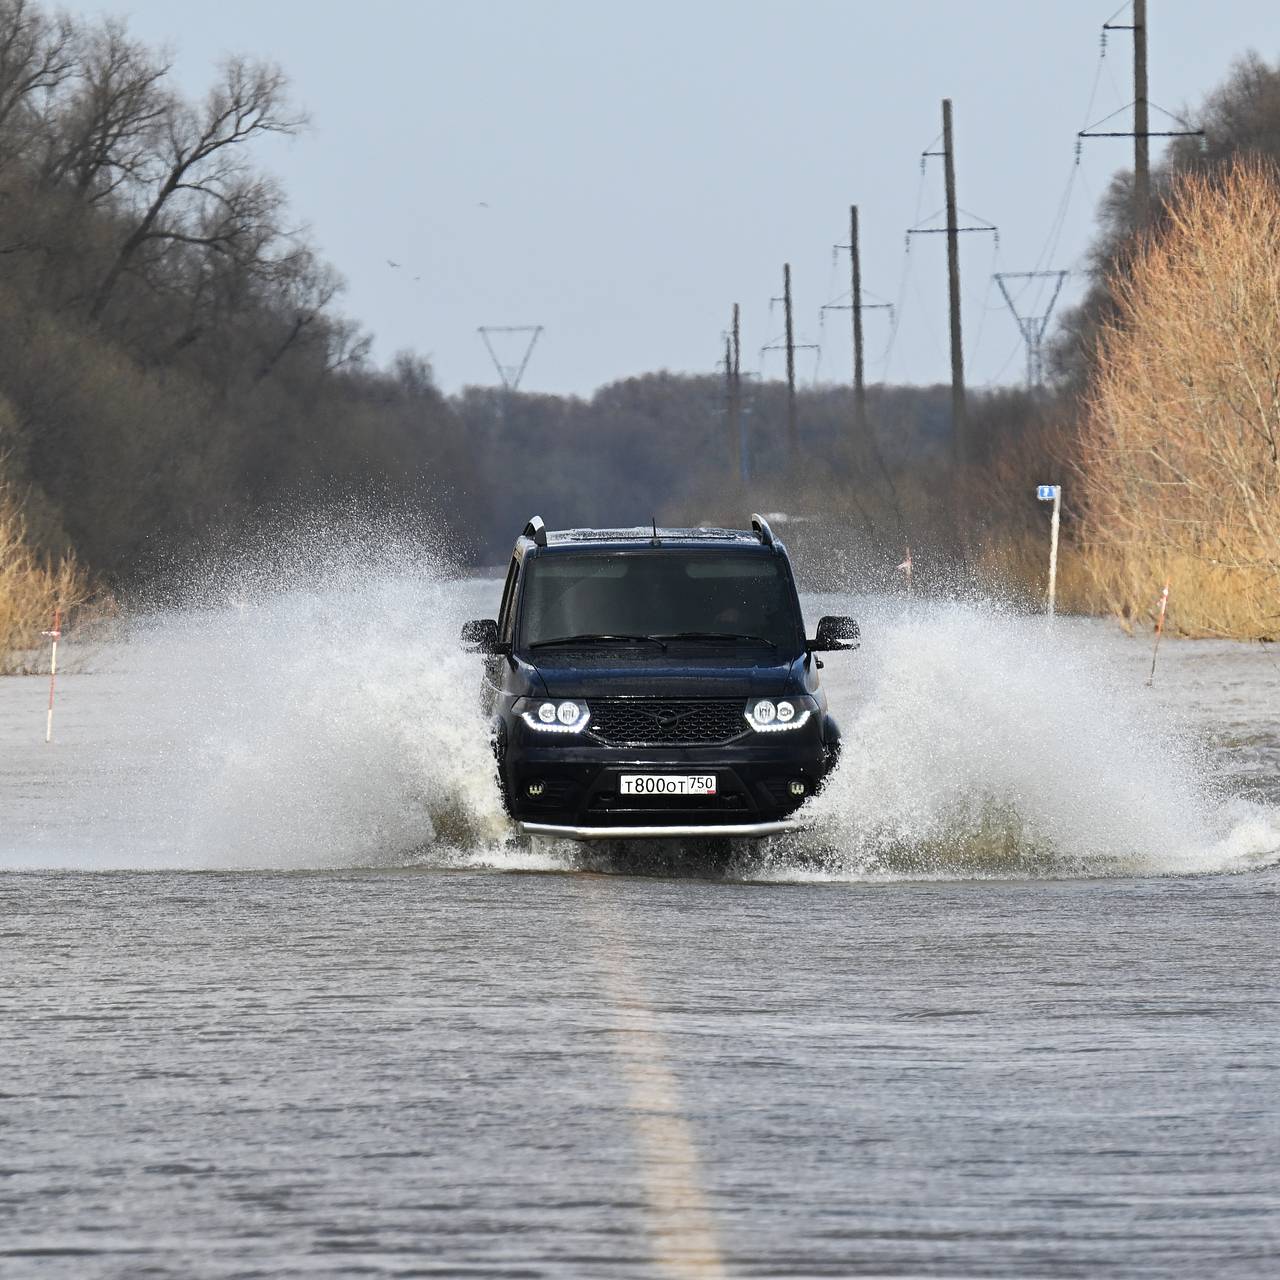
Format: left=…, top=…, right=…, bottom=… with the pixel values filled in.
left=652, top=631, right=778, bottom=650
left=528, top=633, right=668, bottom=650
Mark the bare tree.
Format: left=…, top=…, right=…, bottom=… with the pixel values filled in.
left=87, top=55, right=304, bottom=321
left=253, top=252, right=348, bottom=380
left=1169, top=51, right=1280, bottom=172
left=0, top=0, right=74, bottom=167
left=38, top=18, right=169, bottom=202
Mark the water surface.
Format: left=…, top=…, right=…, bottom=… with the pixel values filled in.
left=3, top=573, right=1278, bottom=1277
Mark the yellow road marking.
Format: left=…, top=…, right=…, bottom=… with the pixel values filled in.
left=582, top=880, right=727, bottom=1279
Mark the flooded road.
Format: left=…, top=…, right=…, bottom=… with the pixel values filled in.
left=2, top=568, right=1279, bottom=1277
left=6, top=865, right=1279, bottom=1278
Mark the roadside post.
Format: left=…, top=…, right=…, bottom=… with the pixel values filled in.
left=1146, top=578, right=1171, bottom=687
left=1036, top=485, right=1061, bottom=618
left=42, top=606, right=61, bottom=743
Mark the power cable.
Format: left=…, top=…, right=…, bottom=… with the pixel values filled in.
left=881, top=158, right=931, bottom=383
left=983, top=335, right=1027, bottom=388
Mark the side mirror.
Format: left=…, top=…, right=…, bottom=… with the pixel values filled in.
left=810, top=615, right=859, bottom=652
left=461, top=618, right=503, bottom=655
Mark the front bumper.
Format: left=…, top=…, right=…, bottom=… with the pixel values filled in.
left=503, top=724, right=831, bottom=839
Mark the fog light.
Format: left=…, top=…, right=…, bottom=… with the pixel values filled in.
left=527, top=781, right=545, bottom=798
left=788, top=780, right=806, bottom=798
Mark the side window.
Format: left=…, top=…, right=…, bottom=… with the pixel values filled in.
left=497, top=555, right=520, bottom=644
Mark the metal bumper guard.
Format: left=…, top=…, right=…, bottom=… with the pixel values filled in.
left=521, top=817, right=808, bottom=841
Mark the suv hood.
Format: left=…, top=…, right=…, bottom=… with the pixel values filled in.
left=527, top=652, right=806, bottom=698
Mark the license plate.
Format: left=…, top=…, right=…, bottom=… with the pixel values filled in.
left=619, top=774, right=717, bottom=797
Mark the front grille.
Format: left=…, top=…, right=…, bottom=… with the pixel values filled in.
left=589, top=699, right=746, bottom=746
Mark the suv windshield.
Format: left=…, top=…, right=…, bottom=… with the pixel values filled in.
left=517, top=550, right=803, bottom=654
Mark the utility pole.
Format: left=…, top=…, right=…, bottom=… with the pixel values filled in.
left=825, top=210, right=893, bottom=440
left=1133, top=0, right=1149, bottom=224
left=910, top=101, right=997, bottom=533
left=783, top=263, right=797, bottom=461
left=730, top=303, right=742, bottom=480
left=1080, top=3, right=1201, bottom=230
left=820, top=233, right=901, bottom=538
left=894, top=103, right=1005, bottom=549
left=765, top=268, right=818, bottom=465
left=724, top=332, right=735, bottom=478
left=723, top=303, right=743, bottom=481
left=850, top=206, right=866, bottom=437
left=942, top=99, right=965, bottom=485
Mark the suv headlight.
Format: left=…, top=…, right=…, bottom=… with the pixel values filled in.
left=518, top=698, right=592, bottom=734
left=745, top=696, right=814, bottom=732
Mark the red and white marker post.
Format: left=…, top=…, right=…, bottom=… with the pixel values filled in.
left=1146, top=578, right=1171, bottom=687
left=896, top=545, right=913, bottom=597
left=42, top=606, right=61, bottom=743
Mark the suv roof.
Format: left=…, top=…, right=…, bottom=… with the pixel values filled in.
left=517, top=513, right=782, bottom=552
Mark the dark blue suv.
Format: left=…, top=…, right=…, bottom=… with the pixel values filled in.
left=461, top=515, right=858, bottom=840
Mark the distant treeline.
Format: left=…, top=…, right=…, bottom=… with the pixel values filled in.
left=454, top=378, right=973, bottom=564
left=0, top=0, right=1277, bottom=634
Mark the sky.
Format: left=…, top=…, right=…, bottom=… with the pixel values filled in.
left=79, top=1, right=1279, bottom=397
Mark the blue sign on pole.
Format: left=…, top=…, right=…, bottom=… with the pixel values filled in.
left=1036, top=485, right=1060, bottom=501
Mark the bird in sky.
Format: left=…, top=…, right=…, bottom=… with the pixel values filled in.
left=387, top=259, right=401, bottom=268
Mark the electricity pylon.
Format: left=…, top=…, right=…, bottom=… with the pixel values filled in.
left=477, top=325, right=543, bottom=391
left=993, top=271, right=1068, bottom=389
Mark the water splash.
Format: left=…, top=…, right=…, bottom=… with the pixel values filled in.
left=3, top=537, right=1276, bottom=880
left=145, top=576, right=507, bottom=870
left=8, top=521, right=512, bottom=872
left=755, top=597, right=1279, bottom=881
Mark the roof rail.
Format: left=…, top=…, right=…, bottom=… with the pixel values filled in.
left=750, top=513, right=774, bottom=547
left=523, top=515, right=548, bottom=548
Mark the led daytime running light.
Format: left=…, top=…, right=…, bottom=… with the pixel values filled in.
left=521, top=699, right=591, bottom=734
left=745, top=698, right=811, bottom=732
left=749, top=710, right=811, bottom=732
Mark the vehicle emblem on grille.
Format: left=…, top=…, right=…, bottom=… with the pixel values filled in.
left=654, top=708, right=690, bottom=730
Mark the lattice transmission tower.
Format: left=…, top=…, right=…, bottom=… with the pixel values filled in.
left=993, top=271, right=1068, bottom=389
left=477, top=325, right=543, bottom=391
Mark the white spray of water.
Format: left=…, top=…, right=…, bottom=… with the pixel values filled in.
left=140, top=573, right=508, bottom=870
left=761, top=596, right=1279, bottom=880
left=3, top=536, right=1276, bottom=880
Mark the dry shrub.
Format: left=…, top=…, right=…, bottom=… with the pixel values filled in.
left=0, top=467, right=93, bottom=673
left=1077, top=159, right=1280, bottom=638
